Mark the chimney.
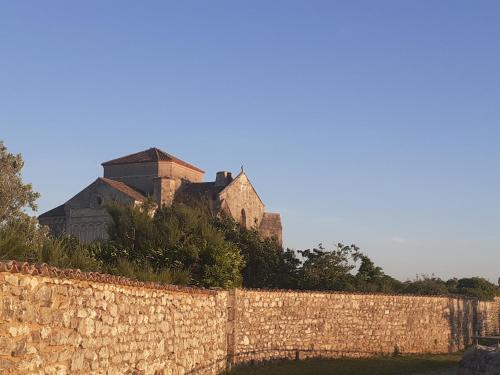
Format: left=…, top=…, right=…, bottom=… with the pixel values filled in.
left=215, top=171, right=233, bottom=187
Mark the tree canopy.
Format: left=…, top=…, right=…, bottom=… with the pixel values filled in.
left=0, top=141, right=40, bottom=226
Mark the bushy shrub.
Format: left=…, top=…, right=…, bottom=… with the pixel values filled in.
left=215, top=216, right=300, bottom=289
left=101, top=203, right=245, bottom=288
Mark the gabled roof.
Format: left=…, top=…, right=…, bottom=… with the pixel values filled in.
left=101, top=147, right=204, bottom=173
left=178, top=182, right=226, bottom=200
left=38, top=204, right=65, bottom=218
left=99, top=178, right=146, bottom=202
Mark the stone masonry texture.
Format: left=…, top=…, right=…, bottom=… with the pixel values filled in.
left=232, top=290, right=498, bottom=364
left=0, top=269, right=228, bottom=375
left=0, top=263, right=499, bottom=374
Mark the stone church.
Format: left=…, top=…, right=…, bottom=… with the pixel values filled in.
left=38, top=147, right=282, bottom=244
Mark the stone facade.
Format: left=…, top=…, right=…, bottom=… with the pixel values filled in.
left=38, top=178, right=143, bottom=243
left=39, top=148, right=282, bottom=244
left=218, top=173, right=264, bottom=229
left=1, top=265, right=499, bottom=374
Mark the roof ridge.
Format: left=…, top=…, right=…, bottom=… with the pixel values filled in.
left=38, top=204, right=65, bottom=218
left=101, top=147, right=205, bottom=173
left=152, top=147, right=161, bottom=162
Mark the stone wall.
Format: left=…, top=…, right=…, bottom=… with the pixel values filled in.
left=232, top=289, right=479, bottom=364
left=0, top=269, right=228, bottom=375
left=1, top=266, right=499, bottom=374
left=478, top=297, right=500, bottom=336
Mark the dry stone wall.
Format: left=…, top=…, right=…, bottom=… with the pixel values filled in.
left=0, top=271, right=228, bottom=375
left=0, top=266, right=499, bottom=374
left=478, top=297, right=500, bottom=337
left=232, top=289, right=478, bottom=364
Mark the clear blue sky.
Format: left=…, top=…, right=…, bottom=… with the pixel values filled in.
left=1, top=1, right=499, bottom=282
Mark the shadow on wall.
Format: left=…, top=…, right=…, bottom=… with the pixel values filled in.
left=475, top=300, right=500, bottom=337
left=447, top=297, right=475, bottom=352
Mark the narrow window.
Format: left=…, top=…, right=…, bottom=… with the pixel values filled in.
left=240, top=208, right=247, bottom=228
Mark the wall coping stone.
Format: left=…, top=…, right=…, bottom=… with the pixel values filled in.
left=0, top=260, right=217, bottom=295
left=0, top=260, right=493, bottom=300
left=236, top=287, right=481, bottom=300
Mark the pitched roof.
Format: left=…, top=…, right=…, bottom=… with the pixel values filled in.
left=177, top=182, right=226, bottom=200
left=38, top=204, right=65, bottom=218
left=101, top=147, right=204, bottom=173
left=99, top=178, right=146, bottom=202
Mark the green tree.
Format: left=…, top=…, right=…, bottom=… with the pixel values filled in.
left=100, top=203, right=245, bottom=288
left=402, top=275, right=449, bottom=295
left=297, top=243, right=360, bottom=291
left=0, top=141, right=40, bottom=226
left=453, top=277, right=499, bottom=301
left=215, top=216, right=300, bottom=289
left=0, top=141, right=45, bottom=261
left=355, top=255, right=402, bottom=293
left=0, top=141, right=99, bottom=270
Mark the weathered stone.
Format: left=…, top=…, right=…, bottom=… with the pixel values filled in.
left=0, top=358, right=15, bottom=371
left=78, top=317, right=95, bottom=337
left=34, top=285, right=53, bottom=307
left=41, top=326, right=51, bottom=339
left=99, top=346, right=109, bottom=359
left=11, top=340, right=27, bottom=357
left=2, top=297, right=14, bottom=320
left=4, top=274, right=19, bottom=286
left=70, top=352, right=84, bottom=371
left=0, top=337, right=13, bottom=356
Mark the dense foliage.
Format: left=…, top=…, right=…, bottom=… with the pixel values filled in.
left=0, top=141, right=40, bottom=226
left=0, top=140, right=499, bottom=299
left=0, top=142, right=99, bottom=270
left=94, top=203, right=245, bottom=288
left=215, top=216, right=299, bottom=289
left=401, top=275, right=500, bottom=301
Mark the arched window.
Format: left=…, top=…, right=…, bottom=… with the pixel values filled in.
left=240, top=208, right=247, bottom=228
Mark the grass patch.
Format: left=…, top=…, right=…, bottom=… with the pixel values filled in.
left=227, top=354, right=461, bottom=375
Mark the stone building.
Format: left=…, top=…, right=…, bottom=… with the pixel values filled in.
left=38, top=147, right=282, bottom=244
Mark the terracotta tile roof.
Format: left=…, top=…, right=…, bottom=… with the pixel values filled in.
left=38, top=204, right=65, bottom=218
left=0, top=261, right=216, bottom=295
left=101, top=147, right=204, bottom=173
left=99, top=178, right=146, bottom=202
